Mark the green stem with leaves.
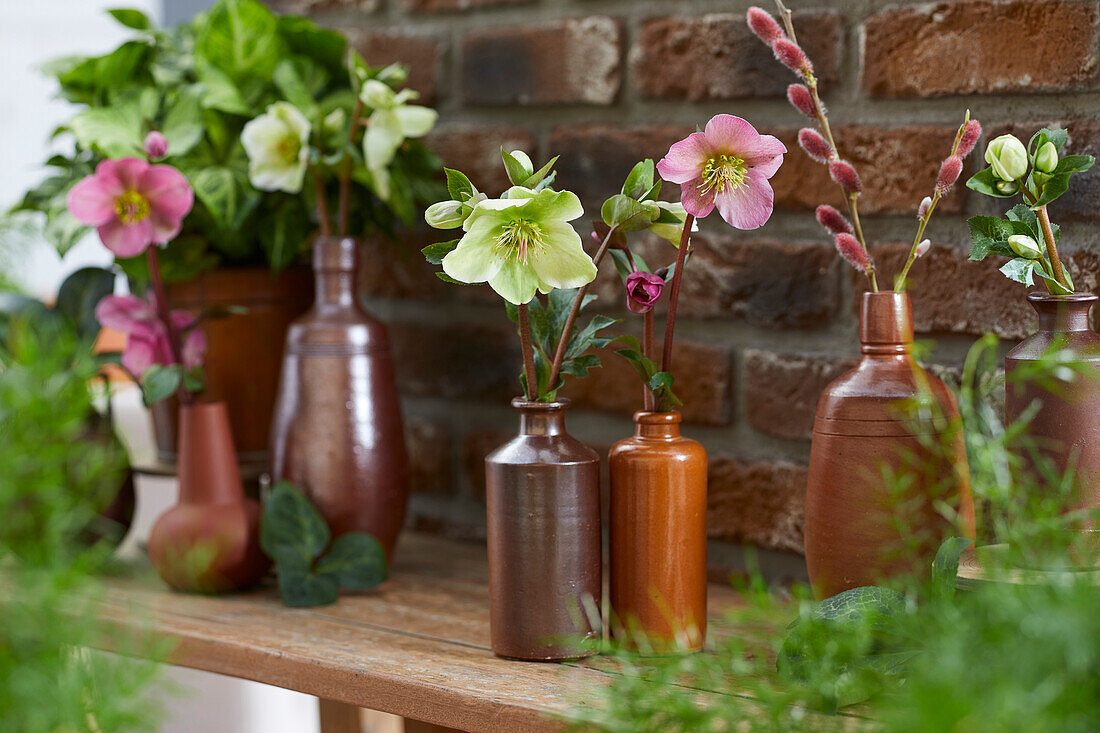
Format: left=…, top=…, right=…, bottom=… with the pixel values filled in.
left=517, top=303, right=538, bottom=401
left=661, top=214, right=695, bottom=373
left=145, top=247, right=192, bottom=405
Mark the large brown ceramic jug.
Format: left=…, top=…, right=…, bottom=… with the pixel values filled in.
left=1006, top=292, right=1100, bottom=510
left=270, top=237, right=409, bottom=561
left=485, top=399, right=601, bottom=661
left=609, top=411, right=707, bottom=654
left=805, top=292, right=976, bottom=599
left=148, top=402, right=269, bottom=592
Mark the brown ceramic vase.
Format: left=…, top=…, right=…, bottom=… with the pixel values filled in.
left=1006, top=292, right=1100, bottom=511
left=269, top=236, right=409, bottom=562
left=147, top=401, right=269, bottom=593
left=805, top=292, right=976, bottom=599
left=609, top=411, right=707, bottom=654
left=484, top=399, right=601, bottom=661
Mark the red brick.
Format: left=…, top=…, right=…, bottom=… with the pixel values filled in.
left=863, top=0, right=1097, bottom=98
left=461, top=18, right=622, bottom=106
left=344, top=28, right=441, bottom=101
left=404, top=0, right=531, bottom=11
left=631, top=10, right=841, bottom=101
left=388, top=321, right=520, bottom=400
left=743, top=350, right=857, bottom=441
left=405, top=417, right=452, bottom=495
left=708, top=457, right=807, bottom=554
left=264, top=0, right=379, bottom=12
left=359, top=231, right=446, bottom=300
left=462, top=429, right=509, bottom=499
left=425, top=125, right=537, bottom=195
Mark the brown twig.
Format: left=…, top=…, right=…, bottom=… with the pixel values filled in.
left=1037, top=205, right=1070, bottom=290
left=337, top=97, right=365, bottom=237
left=517, top=303, right=538, bottom=401
left=145, top=248, right=193, bottom=405
left=661, top=214, right=695, bottom=373
left=313, top=169, right=333, bottom=237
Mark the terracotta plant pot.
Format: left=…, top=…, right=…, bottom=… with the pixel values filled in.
left=609, top=411, right=707, bottom=654
left=1006, top=293, right=1100, bottom=512
left=148, top=401, right=269, bottom=593
left=151, top=266, right=314, bottom=466
left=270, top=237, right=409, bottom=561
left=484, top=399, right=601, bottom=661
left=805, top=292, right=976, bottom=599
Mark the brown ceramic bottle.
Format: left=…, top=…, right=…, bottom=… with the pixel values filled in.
left=805, top=292, right=976, bottom=599
left=609, top=411, right=707, bottom=654
left=270, top=237, right=409, bottom=561
left=147, top=401, right=269, bottom=592
left=485, top=399, right=601, bottom=661
left=1006, top=292, right=1100, bottom=510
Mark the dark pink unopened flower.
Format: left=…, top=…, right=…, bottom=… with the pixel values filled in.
left=829, top=160, right=862, bottom=194
left=936, top=155, right=963, bottom=196
left=957, top=120, right=982, bottom=158
left=625, top=271, right=665, bottom=314
left=144, top=131, right=168, bottom=160
left=67, top=158, right=194, bottom=257
left=834, top=233, right=870, bottom=273
left=96, top=294, right=206, bottom=375
left=815, top=205, right=853, bottom=235
left=798, top=128, right=833, bottom=164
left=747, top=6, right=785, bottom=44
left=656, top=114, right=786, bottom=230
left=787, top=84, right=816, bottom=118
left=773, top=39, right=813, bottom=77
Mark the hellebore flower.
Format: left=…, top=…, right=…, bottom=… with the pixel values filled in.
left=985, top=134, right=1028, bottom=182
left=441, top=187, right=597, bottom=305
left=241, top=102, right=311, bottom=193
left=656, top=114, right=786, bottom=230
left=144, top=131, right=168, bottom=160
left=95, top=294, right=206, bottom=376
left=1008, top=234, right=1044, bottom=259
left=361, top=80, right=438, bottom=200
left=425, top=186, right=488, bottom=230
left=1035, top=141, right=1059, bottom=174
left=67, top=158, right=194, bottom=258
left=625, top=271, right=665, bottom=314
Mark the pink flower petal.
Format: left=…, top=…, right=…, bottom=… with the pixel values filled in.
left=98, top=218, right=154, bottom=258
left=745, top=134, right=787, bottom=177
left=140, top=165, right=194, bottom=221
left=656, top=132, right=712, bottom=184
left=98, top=157, right=150, bottom=191
left=678, top=178, right=717, bottom=219
left=122, top=335, right=157, bottom=375
left=148, top=210, right=183, bottom=244
left=703, top=115, right=763, bottom=156
left=95, top=295, right=154, bottom=333
left=715, top=170, right=774, bottom=230
left=67, top=176, right=119, bottom=226
left=169, top=310, right=197, bottom=331
left=181, top=328, right=207, bottom=370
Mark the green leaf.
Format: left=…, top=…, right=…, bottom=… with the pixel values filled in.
left=195, top=0, right=283, bottom=86
left=621, top=159, right=655, bottom=200
left=966, top=216, right=1011, bottom=261
left=140, top=364, right=182, bottom=405
left=182, top=367, right=206, bottom=393
left=436, top=272, right=463, bottom=285
left=1029, top=127, right=1067, bottom=155
left=315, top=533, right=388, bottom=590
left=421, top=239, right=459, bottom=265
left=501, top=149, right=531, bottom=186
left=276, top=563, right=339, bottom=607
left=54, top=267, right=115, bottom=344
left=520, top=155, right=559, bottom=189
left=560, top=353, right=602, bottom=379
left=966, top=168, right=1017, bottom=199
left=1052, top=154, right=1094, bottom=175
left=444, top=168, right=475, bottom=202
left=191, top=167, right=261, bottom=232
left=1033, top=173, right=1071, bottom=208
left=44, top=209, right=90, bottom=256
left=195, top=63, right=251, bottom=115
left=999, top=257, right=1039, bottom=286
left=565, top=314, right=619, bottom=361
left=273, top=59, right=319, bottom=119
left=601, top=194, right=655, bottom=233
left=69, top=106, right=144, bottom=158
left=162, top=87, right=205, bottom=157
left=107, top=8, right=152, bottom=30
left=259, top=480, right=331, bottom=567
left=931, top=537, right=972, bottom=602
left=277, top=15, right=348, bottom=76
left=806, top=586, right=908, bottom=625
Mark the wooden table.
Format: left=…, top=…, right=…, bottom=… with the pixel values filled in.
left=91, top=533, right=750, bottom=733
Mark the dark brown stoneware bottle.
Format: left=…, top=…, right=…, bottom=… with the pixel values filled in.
left=270, top=237, right=409, bottom=562
left=805, top=292, right=976, bottom=599
left=1006, top=292, right=1100, bottom=510
left=609, top=411, right=707, bottom=654
left=484, top=399, right=601, bottom=661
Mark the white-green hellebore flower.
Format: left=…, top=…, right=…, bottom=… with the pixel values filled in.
left=361, top=80, right=438, bottom=200
left=241, top=102, right=311, bottom=193
left=442, top=187, right=598, bottom=305
left=1008, top=234, right=1044, bottom=259
left=647, top=201, right=699, bottom=246
left=1034, top=141, right=1059, bottom=174
left=425, top=189, right=488, bottom=229
left=985, top=134, right=1029, bottom=182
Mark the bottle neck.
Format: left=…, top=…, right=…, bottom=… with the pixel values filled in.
left=312, top=236, right=359, bottom=311
left=859, top=291, right=914, bottom=357
left=633, top=411, right=682, bottom=440
left=1031, top=295, right=1095, bottom=333
left=314, top=271, right=357, bottom=310
left=515, top=400, right=569, bottom=436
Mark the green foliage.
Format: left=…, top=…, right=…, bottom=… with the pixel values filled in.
left=260, top=481, right=388, bottom=607
left=613, top=335, right=682, bottom=412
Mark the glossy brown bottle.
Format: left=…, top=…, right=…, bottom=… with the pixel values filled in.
left=805, top=292, right=976, bottom=599
left=485, top=399, right=601, bottom=661
left=1006, top=292, right=1100, bottom=511
left=148, top=401, right=269, bottom=593
left=609, top=411, right=707, bottom=654
left=270, top=237, right=409, bottom=561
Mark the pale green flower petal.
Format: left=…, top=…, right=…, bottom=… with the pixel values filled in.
left=394, top=105, right=437, bottom=138
left=250, top=158, right=306, bottom=193
left=241, top=115, right=288, bottom=156
left=369, top=164, right=391, bottom=202
left=364, top=109, right=403, bottom=171
left=525, top=189, right=584, bottom=223
left=442, top=216, right=506, bottom=283
left=527, top=220, right=597, bottom=289
left=360, top=80, right=395, bottom=109
left=463, top=197, right=527, bottom=231
left=393, top=89, right=419, bottom=105
left=241, top=102, right=311, bottom=194
left=488, top=259, right=541, bottom=305
left=502, top=186, right=537, bottom=200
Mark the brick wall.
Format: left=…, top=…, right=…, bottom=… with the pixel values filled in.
left=266, top=0, right=1100, bottom=577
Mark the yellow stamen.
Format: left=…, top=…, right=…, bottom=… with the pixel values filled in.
left=114, top=190, right=150, bottom=225
left=699, top=153, right=747, bottom=197
left=276, top=135, right=301, bottom=165
left=495, top=219, right=545, bottom=264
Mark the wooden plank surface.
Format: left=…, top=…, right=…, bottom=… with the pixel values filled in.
left=86, top=534, right=767, bottom=732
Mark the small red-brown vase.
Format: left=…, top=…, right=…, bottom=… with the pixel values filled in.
left=1006, top=293, right=1100, bottom=511
left=609, top=411, right=707, bottom=653
left=148, top=401, right=269, bottom=593
left=485, top=399, right=601, bottom=662
left=270, top=236, right=409, bottom=561
left=805, top=292, right=976, bottom=599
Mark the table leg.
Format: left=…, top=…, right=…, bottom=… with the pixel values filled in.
left=318, top=699, right=361, bottom=733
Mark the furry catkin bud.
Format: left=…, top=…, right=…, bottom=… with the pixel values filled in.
left=915, top=239, right=931, bottom=258
left=773, top=39, right=813, bottom=77
left=798, top=128, right=833, bottom=164
left=747, top=6, right=786, bottom=44
left=834, top=233, right=870, bottom=272
left=787, top=84, right=816, bottom=118
left=829, top=160, right=862, bottom=194
left=957, top=119, right=982, bottom=158
left=936, top=156, right=963, bottom=196
left=918, top=196, right=932, bottom=220
left=815, top=205, right=853, bottom=235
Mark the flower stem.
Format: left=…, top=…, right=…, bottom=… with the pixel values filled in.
left=662, top=214, right=695, bottom=373
left=145, top=247, right=193, bottom=405
left=337, top=97, right=365, bottom=238
left=643, top=309, right=655, bottom=411
left=313, top=168, right=333, bottom=237
left=517, top=303, right=538, bottom=401
left=1037, top=204, right=1070, bottom=291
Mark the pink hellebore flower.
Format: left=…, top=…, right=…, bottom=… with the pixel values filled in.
left=656, top=115, right=786, bottom=230
left=95, top=294, right=206, bottom=376
left=67, top=158, right=194, bottom=258
left=625, top=271, right=665, bottom=314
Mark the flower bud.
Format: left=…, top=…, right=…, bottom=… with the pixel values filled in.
left=509, top=149, right=534, bottom=177
left=144, top=131, right=168, bottom=160
left=815, top=205, right=853, bottom=235
left=1008, top=234, right=1044, bottom=259
left=996, top=179, right=1019, bottom=195
left=915, top=239, right=931, bottom=258
left=918, top=196, right=933, bottom=219
left=322, top=108, right=346, bottom=134
left=1034, top=141, right=1058, bottom=174
left=376, top=63, right=408, bottom=86
left=834, top=233, right=870, bottom=273
left=936, top=155, right=963, bottom=196
left=829, top=160, right=862, bottom=194
left=985, top=134, right=1028, bottom=181
left=747, top=7, right=785, bottom=44
left=625, top=271, right=665, bottom=314
left=787, top=84, right=816, bottom=118
left=957, top=119, right=982, bottom=158
left=773, top=39, right=813, bottom=77
left=798, top=128, right=833, bottom=164
left=425, top=200, right=464, bottom=229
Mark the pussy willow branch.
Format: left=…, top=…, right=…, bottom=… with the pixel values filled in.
left=337, top=97, right=365, bottom=238
left=517, top=303, right=538, bottom=401
left=145, top=247, right=193, bottom=405
left=662, top=214, right=695, bottom=373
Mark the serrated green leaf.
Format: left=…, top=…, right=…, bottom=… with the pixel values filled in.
left=601, top=194, right=656, bottom=232
left=276, top=563, right=339, bottom=607
left=196, top=0, right=283, bottom=86
left=195, top=63, right=251, bottom=115
left=521, top=155, right=558, bottom=189
left=444, top=168, right=474, bottom=202
left=273, top=59, right=319, bottom=119
left=1052, top=154, right=1094, bottom=175
left=162, top=87, right=205, bottom=157
left=259, top=480, right=330, bottom=567
left=1033, top=173, right=1071, bottom=208
left=966, top=216, right=1011, bottom=261
left=422, top=239, right=459, bottom=265
left=621, top=159, right=655, bottom=199
left=999, top=257, right=1039, bottom=286
left=315, top=532, right=388, bottom=590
